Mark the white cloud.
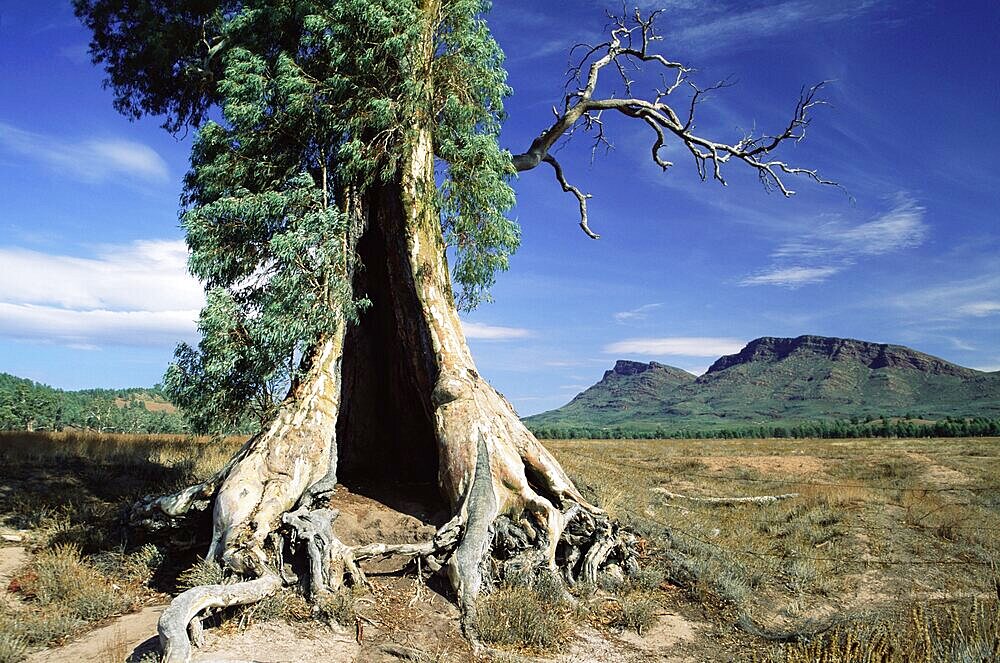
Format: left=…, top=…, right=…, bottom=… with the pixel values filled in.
left=664, top=1, right=881, bottom=54
left=892, top=273, right=1000, bottom=320
left=773, top=198, right=927, bottom=261
left=742, top=196, right=926, bottom=288
left=0, top=241, right=202, bottom=312
left=0, top=122, right=169, bottom=184
left=0, top=240, right=202, bottom=347
left=604, top=337, right=746, bottom=357
left=461, top=321, right=532, bottom=340
left=740, top=266, right=841, bottom=287
left=613, top=303, right=662, bottom=323
left=0, top=304, right=198, bottom=347
left=956, top=301, right=1000, bottom=317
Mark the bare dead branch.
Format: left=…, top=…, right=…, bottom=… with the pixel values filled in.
left=542, top=155, right=599, bottom=239
left=652, top=487, right=800, bottom=505
left=510, top=8, right=839, bottom=237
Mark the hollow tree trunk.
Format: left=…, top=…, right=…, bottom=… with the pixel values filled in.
left=139, top=6, right=636, bottom=659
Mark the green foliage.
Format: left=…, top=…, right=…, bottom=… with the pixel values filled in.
left=434, top=0, right=518, bottom=309
left=77, top=0, right=519, bottom=431
left=0, top=372, right=187, bottom=434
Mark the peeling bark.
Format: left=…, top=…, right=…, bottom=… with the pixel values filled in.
left=136, top=5, right=640, bottom=660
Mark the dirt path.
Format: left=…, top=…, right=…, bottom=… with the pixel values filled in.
left=26, top=605, right=166, bottom=663
left=0, top=545, right=29, bottom=609
left=191, top=622, right=360, bottom=662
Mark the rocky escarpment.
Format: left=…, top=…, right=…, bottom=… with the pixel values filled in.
left=706, top=335, right=977, bottom=378
left=524, top=334, right=1000, bottom=432
left=603, top=360, right=697, bottom=382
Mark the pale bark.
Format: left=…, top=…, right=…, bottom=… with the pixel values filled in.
left=138, top=5, right=639, bottom=659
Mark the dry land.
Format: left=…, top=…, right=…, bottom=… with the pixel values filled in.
left=2, top=431, right=999, bottom=661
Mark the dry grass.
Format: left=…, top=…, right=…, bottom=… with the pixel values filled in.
left=0, top=544, right=145, bottom=652
left=3, top=432, right=1000, bottom=659
left=0, top=431, right=245, bottom=657
left=549, top=436, right=1000, bottom=658
left=767, top=600, right=1000, bottom=662
left=475, top=584, right=569, bottom=650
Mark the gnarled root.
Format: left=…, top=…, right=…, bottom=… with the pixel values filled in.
left=158, top=574, right=283, bottom=663
left=282, top=506, right=366, bottom=597
left=155, top=503, right=464, bottom=663
left=431, top=368, right=642, bottom=632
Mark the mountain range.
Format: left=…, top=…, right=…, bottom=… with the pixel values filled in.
left=523, top=335, right=1000, bottom=434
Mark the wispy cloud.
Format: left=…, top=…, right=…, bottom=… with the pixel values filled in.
left=461, top=321, right=533, bottom=340
left=956, top=301, right=1000, bottom=317
left=0, top=240, right=202, bottom=347
left=658, top=1, right=882, bottom=55
left=57, top=43, right=91, bottom=66
left=604, top=337, right=746, bottom=357
left=740, top=266, right=841, bottom=287
left=613, top=303, right=662, bottom=323
left=0, top=305, right=198, bottom=348
left=741, top=196, right=927, bottom=288
left=0, top=122, right=170, bottom=184
left=892, top=272, right=1000, bottom=321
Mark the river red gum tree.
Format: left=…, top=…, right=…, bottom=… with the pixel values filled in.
left=76, top=2, right=834, bottom=660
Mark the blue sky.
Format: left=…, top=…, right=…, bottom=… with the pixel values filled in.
left=0, top=1, right=997, bottom=415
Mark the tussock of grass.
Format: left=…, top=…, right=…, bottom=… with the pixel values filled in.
left=313, top=588, right=358, bottom=627
left=475, top=584, right=568, bottom=650
left=0, top=630, right=28, bottom=663
left=0, top=543, right=144, bottom=652
left=16, top=544, right=140, bottom=620
left=604, top=591, right=659, bottom=634
left=177, top=557, right=229, bottom=591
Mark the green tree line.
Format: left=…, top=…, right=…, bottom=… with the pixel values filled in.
left=0, top=372, right=188, bottom=434
left=529, top=416, right=1000, bottom=440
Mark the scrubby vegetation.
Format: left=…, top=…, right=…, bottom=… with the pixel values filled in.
left=2, top=432, right=1000, bottom=660
left=549, top=435, right=1000, bottom=660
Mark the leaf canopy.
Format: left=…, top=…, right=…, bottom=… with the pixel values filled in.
left=76, top=0, right=517, bottom=431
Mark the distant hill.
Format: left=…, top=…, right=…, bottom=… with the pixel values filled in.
left=0, top=372, right=186, bottom=434
left=524, top=335, right=1000, bottom=435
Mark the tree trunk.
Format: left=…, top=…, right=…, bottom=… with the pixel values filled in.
left=137, top=7, right=637, bottom=660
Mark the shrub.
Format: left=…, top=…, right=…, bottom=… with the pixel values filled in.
left=475, top=585, right=566, bottom=649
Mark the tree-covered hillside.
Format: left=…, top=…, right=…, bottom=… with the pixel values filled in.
left=0, top=372, right=187, bottom=433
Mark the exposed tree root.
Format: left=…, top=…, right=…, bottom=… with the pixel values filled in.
left=652, top=488, right=800, bottom=505
left=159, top=574, right=282, bottom=663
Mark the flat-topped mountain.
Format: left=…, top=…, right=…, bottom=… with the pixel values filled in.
left=706, top=335, right=977, bottom=378
left=525, top=335, right=1000, bottom=433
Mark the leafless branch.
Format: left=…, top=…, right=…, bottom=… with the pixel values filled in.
left=543, top=155, right=599, bottom=239
left=510, top=8, right=839, bottom=238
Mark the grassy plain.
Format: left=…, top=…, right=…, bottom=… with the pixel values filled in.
left=0, top=432, right=998, bottom=661
left=549, top=436, right=1000, bottom=661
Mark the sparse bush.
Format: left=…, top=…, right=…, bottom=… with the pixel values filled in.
left=177, top=557, right=229, bottom=591
left=475, top=585, right=566, bottom=649
left=15, top=544, right=139, bottom=621
left=0, top=607, right=82, bottom=648
left=606, top=591, right=659, bottom=634
left=770, top=601, right=1000, bottom=663
left=0, top=630, right=28, bottom=663
left=630, top=565, right=666, bottom=592
left=314, top=588, right=357, bottom=627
